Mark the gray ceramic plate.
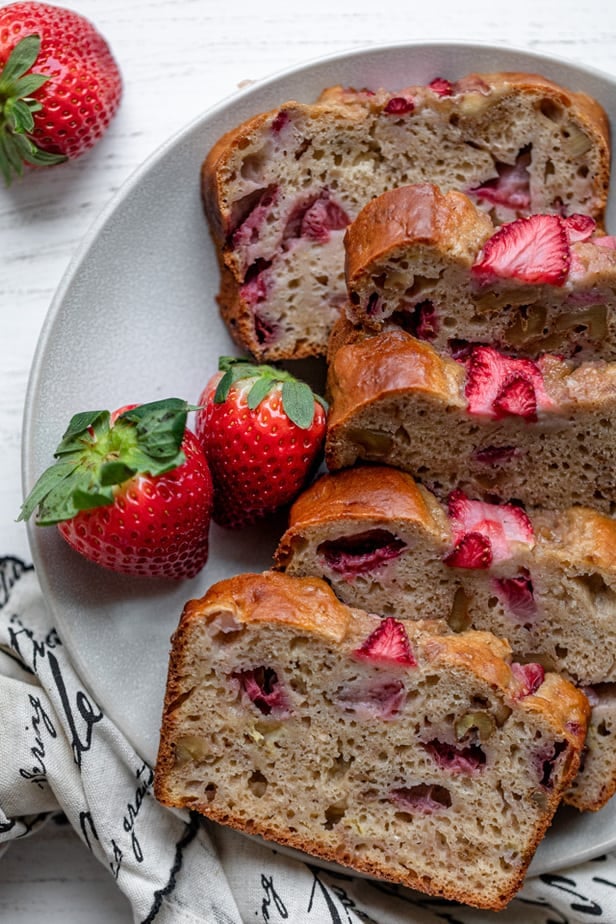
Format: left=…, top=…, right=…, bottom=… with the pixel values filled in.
left=22, top=41, right=616, bottom=877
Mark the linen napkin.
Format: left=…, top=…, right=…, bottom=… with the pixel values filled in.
left=2, top=553, right=616, bottom=924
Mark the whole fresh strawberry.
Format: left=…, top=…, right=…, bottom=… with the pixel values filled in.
left=196, top=357, right=327, bottom=529
left=19, top=398, right=213, bottom=579
left=0, top=2, right=122, bottom=183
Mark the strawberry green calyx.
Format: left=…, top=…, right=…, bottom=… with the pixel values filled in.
left=0, top=34, right=67, bottom=184
left=19, top=398, right=193, bottom=526
left=214, top=356, right=327, bottom=429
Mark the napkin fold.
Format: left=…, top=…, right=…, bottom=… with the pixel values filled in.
left=1, top=553, right=615, bottom=924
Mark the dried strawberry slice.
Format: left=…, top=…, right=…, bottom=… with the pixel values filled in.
left=392, top=301, right=440, bottom=341
left=232, top=186, right=278, bottom=248
left=470, top=149, right=531, bottom=213
left=511, top=661, right=545, bottom=698
left=390, top=783, right=452, bottom=813
left=538, top=740, right=568, bottom=788
left=301, top=195, right=349, bottom=242
left=471, top=214, right=571, bottom=286
left=472, top=445, right=521, bottom=466
left=444, top=489, right=534, bottom=567
left=443, top=531, right=492, bottom=569
left=562, top=213, right=597, bottom=243
left=492, top=375, right=538, bottom=422
left=336, top=678, right=407, bottom=719
left=427, top=77, right=454, bottom=97
left=271, top=109, right=290, bottom=132
left=283, top=192, right=349, bottom=244
left=253, top=307, right=279, bottom=346
left=240, top=259, right=271, bottom=308
left=464, top=345, right=553, bottom=420
left=384, top=96, right=415, bottom=114
left=353, top=617, right=416, bottom=666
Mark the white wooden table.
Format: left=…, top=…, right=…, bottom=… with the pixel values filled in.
left=2, top=0, right=616, bottom=919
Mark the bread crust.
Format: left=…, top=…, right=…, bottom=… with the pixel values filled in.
left=345, top=183, right=493, bottom=290
left=327, top=328, right=466, bottom=430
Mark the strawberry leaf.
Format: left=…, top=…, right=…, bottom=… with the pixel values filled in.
left=0, top=34, right=68, bottom=184
left=17, top=460, right=76, bottom=523
left=4, top=97, right=35, bottom=133
left=99, top=460, right=137, bottom=486
left=0, top=34, right=41, bottom=83
left=0, top=134, right=24, bottom=181
left=213, top=355, right=323, bottom=428
left=281, top=380, right=315, bottom=429
left=19, top=398, right=192, bottom=526
left=247, top=375, right=275, bottom=410
left=11, top=133, right=67, bottom=167
left=55, top=410, right=109, bottom=454
left=13, top=73, right=49, bottom=97
left=116, top=398, right=192, bottom=461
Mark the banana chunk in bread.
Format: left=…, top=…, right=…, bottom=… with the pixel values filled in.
left=155, top=571, right=588, bottom=911
left=344, top=183, right=616, bottom=361
left=203, top=72, right=609, bottom=361
left=325, top=329, right=616, bottom=513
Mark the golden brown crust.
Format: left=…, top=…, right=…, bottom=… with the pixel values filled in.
left=274, top=465, right=450, bottom=569
left=288, top=464, right=445, bottom=530
left=182, top=571, right=353, bottom=642
left=201, top=71, right=610, bottom=362
left=326, top=328, right=465, bottom=431
left=538, top=506, right=616, bottom=573
left=421, top=630, right=590, bottom=744
left=345, top=183, right=493, bottom=290
left=326, top=328, right=616, bottom=440
left=168, top=571, right=589, bottom=735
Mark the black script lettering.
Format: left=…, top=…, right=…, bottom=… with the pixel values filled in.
left=261, top=874, right=288, bottom=920
left=79, top=811, right=99, bottom=851
left=18, top=693, right=57, bottom=789
left=122, top=764, right=154, bottom=863
left=47, top=650, right=102, bottom=767
left=110, top=838, right=123, bottom=879
left=8, top=615, right=61, bottom=673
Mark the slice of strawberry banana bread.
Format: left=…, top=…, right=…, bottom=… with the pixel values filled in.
left=273, top=466, right=616, bottom=810
left=154, top=571, right=589, bottom=911
left=344, top=183, right=616, bottom=361
left=203, top=72, right=609, bottom=361
left=325, top=329, right=616, bottom=513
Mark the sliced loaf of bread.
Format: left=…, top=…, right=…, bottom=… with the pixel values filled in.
left=154, top=571, right=588, bottom=910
